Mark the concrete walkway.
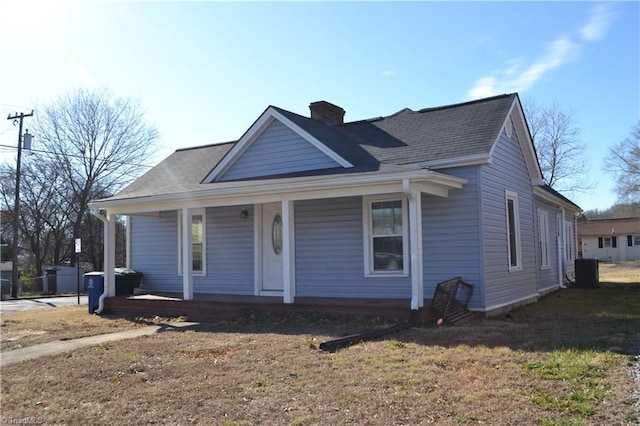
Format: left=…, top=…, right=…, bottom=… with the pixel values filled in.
left=0, top=322, right=199, bottom=367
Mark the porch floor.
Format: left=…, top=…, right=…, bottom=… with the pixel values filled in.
left=104, top=292, right=436, bottom=323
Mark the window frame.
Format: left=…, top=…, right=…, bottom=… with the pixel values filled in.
left=538, top=209, right=550, bottom=269
left=506, top=190, right=522, bottom=272
left=362, top=195, right=409, bottom=277
left=177, top=208, right=207, bottom=276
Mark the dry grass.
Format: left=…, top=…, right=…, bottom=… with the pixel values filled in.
left=0, top=306, right=151, bottom=351
left=599, top=260, right=640, bottom=283
left=1, top=262, right=639, bottom=425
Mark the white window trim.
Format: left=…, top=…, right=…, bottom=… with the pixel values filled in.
left=538, top=209, right=550, bottom=269
left=178, top=208, right=207, bottom=276
left=363, top=195, right=409, bottom=277
left=506, top=190, right=522, bottom=272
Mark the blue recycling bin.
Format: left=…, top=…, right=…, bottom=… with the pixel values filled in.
left=84, top=270, right=143, bottom=314
left=85, top=272, right=104, bottom=314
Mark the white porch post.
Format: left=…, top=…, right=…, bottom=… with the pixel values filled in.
left=125, top=215, right=131, bottom=269
left=182, top=208, right=194, bottom=300
left=282, top=200, right=296, bottom=304
left=105, top=213, right=116, bottom=297
left=404, top=180, right=424, bottom=310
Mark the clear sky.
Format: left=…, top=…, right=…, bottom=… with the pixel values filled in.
left=1, top=1, right=638, bottom=212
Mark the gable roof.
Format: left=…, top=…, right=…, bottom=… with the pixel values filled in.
left=103, top=93, right=531, bottom=203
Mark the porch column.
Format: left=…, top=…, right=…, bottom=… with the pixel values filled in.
left=104, top=212, right=116, bottom=297
left=404, top=180, right=424, bottom=310
left=182, top=208, right=194, bottom=300
left=282, top=200, right=295, bottom=304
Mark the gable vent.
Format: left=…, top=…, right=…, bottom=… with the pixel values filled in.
left=309, top=100, right=345, bottom=126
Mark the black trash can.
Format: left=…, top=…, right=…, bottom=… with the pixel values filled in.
left=575, top=259, right=599, bottom=288
left=84, top=272, right=104, bottom=314
left=114, top=268, right=143, bottom=296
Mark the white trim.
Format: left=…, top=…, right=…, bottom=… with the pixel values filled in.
left=538, top=209, right=550, bottom=269
left=533, top=186, right=581, bottom=212
left=181, top=208, right=193, bottom=300
left=178, top=208, right=207, bottom=278
left=92, top=169, right=467, bottom=216
left=362, top=194, right=409, bottom=277
left=204, top=107, right=353, bottom=183
left=417, top=153, right=492, bottom=169
left=125, top=215, right=131, bottom=269
left=403, top=179, right=423, bottom=309
left=253, top=204, right=263, bottom=296
left=282, top=200, right=295, bottom=303
left=506, top=190, right=522, bottom=272
left=482, top=292, right=539, bottom=313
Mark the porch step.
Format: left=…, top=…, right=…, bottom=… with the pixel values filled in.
left=430, top=277, right=474, bottom=325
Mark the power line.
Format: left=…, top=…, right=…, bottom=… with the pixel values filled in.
left=0, top=144, right=155, bottom=168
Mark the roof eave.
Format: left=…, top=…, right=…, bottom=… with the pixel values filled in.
left=89, top=169, right=468, bottom=215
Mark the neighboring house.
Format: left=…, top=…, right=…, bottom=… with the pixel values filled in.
left=89, top=93, right=581, bottom=317
left=578, top=217, right=640, bottom=261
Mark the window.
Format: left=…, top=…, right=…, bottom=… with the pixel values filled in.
left=363, top=196, right=408, bottom=276
left=538, top=209, right=550, bottom=268
left=634, top=235, right=640, bottom=246
left=178, top=209, right=206, bottom=275
left=598, top=236, right=616, bottom=249
left=629, top=235, right=633, bottom=247
left=506, top=191, right=522, bottom=271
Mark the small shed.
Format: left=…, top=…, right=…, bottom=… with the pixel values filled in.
left=44, top=266, right=86, bottom=294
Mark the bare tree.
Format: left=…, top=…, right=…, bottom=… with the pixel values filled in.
left=34, top=88, right=159, bottom=240
left=604, top=120, right=640, bottom=203
left=0, top=88, right=159, bottom=284
left=523, top=99, right=594, bottom=195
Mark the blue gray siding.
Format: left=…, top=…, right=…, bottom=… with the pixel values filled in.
left=130, top=211, right=180, bottom=293
left=479, top=130, right=538, bottom=310
left=295, top=197, right=412, bottom=299
left=422, top=166, right=484, bottom=308
left=130, top=206, right=254, bottom=295
left=220, top=120, right=341, bottom=181
left=201, top=205, right=254, bottom=294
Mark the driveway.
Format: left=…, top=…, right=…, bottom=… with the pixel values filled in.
left=0, top=295, right=88, bottom=314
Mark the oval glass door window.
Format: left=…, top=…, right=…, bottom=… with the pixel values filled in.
left=272, top=214, right=283, bottom=254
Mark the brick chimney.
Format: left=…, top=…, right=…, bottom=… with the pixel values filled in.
left=309, top=101, right=345, bottom=126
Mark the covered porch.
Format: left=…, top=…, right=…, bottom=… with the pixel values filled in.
left=90, top=168, right=467, bottom=316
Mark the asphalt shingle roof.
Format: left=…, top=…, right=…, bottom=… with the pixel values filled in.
left=109, top=93, right=518, bottom=201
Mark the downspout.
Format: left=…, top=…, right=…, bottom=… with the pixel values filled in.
left=559, top=207, right=567, bottom=289
left=91, top=208, right=109, bottom=314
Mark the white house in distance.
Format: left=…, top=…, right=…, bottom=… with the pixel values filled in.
left=579, top=217, right=640, bottom=261
left=89, top=93, right=581, bottom=320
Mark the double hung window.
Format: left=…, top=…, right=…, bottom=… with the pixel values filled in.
left=363, top=197, right=408, bottom=276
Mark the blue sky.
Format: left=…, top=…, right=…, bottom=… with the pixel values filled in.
left=1, top=1, right=638, bottom=212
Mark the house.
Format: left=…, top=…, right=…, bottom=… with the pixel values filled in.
left=88, top=93, right=581, bottom=319
left=578, top=217, right=640, bottom=261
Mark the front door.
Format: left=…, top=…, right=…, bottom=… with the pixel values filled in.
left=262, top=203, right=283, bottom=291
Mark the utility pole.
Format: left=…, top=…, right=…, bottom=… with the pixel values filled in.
left=7, top=111, right=34, bottom=299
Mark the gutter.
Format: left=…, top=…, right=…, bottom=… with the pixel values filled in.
left=90, top=208, right=109, bottom=314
